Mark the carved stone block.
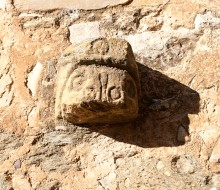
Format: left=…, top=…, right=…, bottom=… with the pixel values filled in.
left=55, top=38, right=140, bottom=124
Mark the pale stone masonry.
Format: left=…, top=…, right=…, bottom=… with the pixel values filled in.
left=0, top=0, right=220, bottom=189
left=14, top=0, right=131, bottom=10
left=69, top=22, right=101, bottom=44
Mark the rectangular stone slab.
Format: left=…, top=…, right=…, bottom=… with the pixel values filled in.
left=14, top=0, right=130, bottom=11
left=69, top=22, right=101, bottom=44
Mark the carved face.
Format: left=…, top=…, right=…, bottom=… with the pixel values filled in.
left=55, top=38, right=139, bottom=124
left=62, top=65, right=136, bottom=105
left=59, top=65, right=138, bottom=123
left=58, top=65, right=137, bottom=120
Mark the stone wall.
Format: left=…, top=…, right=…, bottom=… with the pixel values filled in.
left=0, top=0, right=220, bottom=189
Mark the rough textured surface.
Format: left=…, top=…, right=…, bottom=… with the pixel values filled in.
left=55, top=38, right=139, bottom=124
left=0, top=0, right=220, bottom=189
left=69, top=22, right=101, bottom=44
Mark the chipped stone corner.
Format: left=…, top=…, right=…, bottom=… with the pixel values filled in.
left=26, top=62, right=43, bottom=97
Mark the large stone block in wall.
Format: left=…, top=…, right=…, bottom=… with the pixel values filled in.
left=55, top=38, right=140, bottom=124
left=69, top=22, right=101, bottom=44
left=14, top=0, right=130, bottom=11
left=0, top=0, right=6, bottom=10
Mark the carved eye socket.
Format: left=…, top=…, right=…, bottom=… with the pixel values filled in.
left=67, top=74, right=84, bottom=91
left=126, top=80, right=136, bottom=98
left=108, top=86, right=121, bottom=101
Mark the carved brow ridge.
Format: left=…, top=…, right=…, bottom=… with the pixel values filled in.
left=72, top=56, right=137, bottom=82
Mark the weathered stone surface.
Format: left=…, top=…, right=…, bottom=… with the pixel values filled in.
left=55, top=38, right=139, bottom=124
left=210, top=139, right=220, bottom=163
left=14, top=0, right=130, bottom=11
left=0, top=54, right=10, bottom=76
left=12, top=173, right=32, bottom=190
left=69, top=22, right=101, bottom=44
left=194, top=11, right=220, bottom=30
left=27, top=107, right=39, bottom=130
left=1, top=0, right=220, bottom=189
left=0, top=74, right=13, bottom=108
left=0, top=74, right=12, bottom=96
left=27, top=62, right=43, bottom=97
left=171, top=155, right=198, bottom=174
left=0, top=0, right=6, bottom=10
left=0, top=175, right=13, bottom=190
left=124, top=29, right=198, bottom=69
left=211, top=175, right=220, bottom=190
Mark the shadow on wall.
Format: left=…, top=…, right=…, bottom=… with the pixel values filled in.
left=87, top=63, right=200, bottom=148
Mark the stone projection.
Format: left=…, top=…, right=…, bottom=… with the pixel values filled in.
left=1, top=0, right=220, bottom=189
left=55, top=38, right=140, bottom=124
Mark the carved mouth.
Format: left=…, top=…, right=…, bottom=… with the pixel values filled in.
left=80, top=101, right=112, bottom=112
left=55, top=38, right=140, bottom=124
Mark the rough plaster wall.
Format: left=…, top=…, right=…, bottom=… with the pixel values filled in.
left=0, top=0, right=220, bottom=189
